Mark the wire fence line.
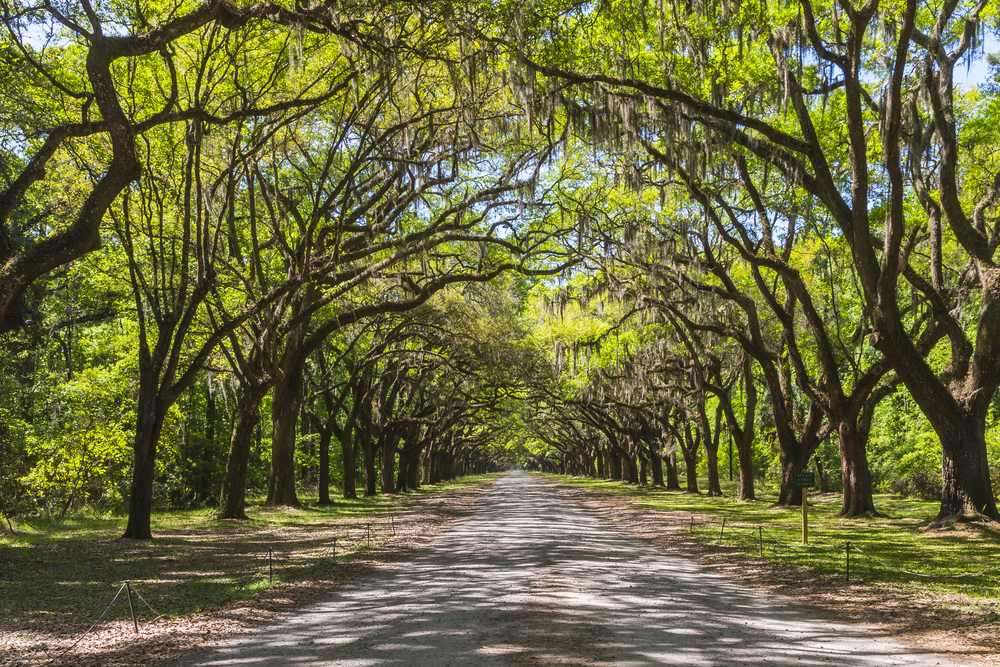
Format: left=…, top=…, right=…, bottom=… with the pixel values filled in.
left=43, top=506, right=994, bottom=662
left=45, top=582, right=129, bottom=663
left=689, top=512, right=1000, bottom=582
left=42, top=511, right=401, bottom=664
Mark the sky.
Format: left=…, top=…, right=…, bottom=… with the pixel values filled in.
left=953, top=33, right=999, bottom=89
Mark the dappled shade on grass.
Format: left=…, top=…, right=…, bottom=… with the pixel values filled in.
left=176, top=472, right=961, bottom=667
left=0, top=475, right=500, bottom=666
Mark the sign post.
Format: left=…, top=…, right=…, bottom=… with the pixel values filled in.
left=794, top=471, right=815, bottom=544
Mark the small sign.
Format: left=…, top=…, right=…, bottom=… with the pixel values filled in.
left=794, top=471, right=815, bottom=488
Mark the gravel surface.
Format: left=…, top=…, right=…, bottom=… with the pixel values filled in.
left=176, top=471, right=965, bottom=666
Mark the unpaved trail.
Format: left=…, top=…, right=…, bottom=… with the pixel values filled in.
left=176, top=472, right=963, bottom=666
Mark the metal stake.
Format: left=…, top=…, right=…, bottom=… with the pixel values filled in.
left=758, top=526, right=763, bottom=558
left=269, top=548, right=273, bottom=584
left=719, top=518, right=726, bottom=541
left=846, top=542, right=850, bottom=582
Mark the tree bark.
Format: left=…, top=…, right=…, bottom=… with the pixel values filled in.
left=702, top=405, right=724, bottom=497
left=217, top=388, right=266, bottom=519
left=379, top=430, right=397, bottom=494
left=735, top=432, right=755, bottom=500
left=266, top=356, right=304, bottom=506
left=122, top=363, right=167, bottom=539
left=361, top=411, right=377, bottom=495
left=681, top=422, right=700, bottom=494
left=836, top=418, right=876, bottom=516
left=422, top=441, right=433, bottom=484
left=317, top=425, right=333, bottom=505
left=405, top=448, right=421, bottom=490
left=664, top=449, right=681, bottom=490
left=338, top=428, right=357, bottom=499
left=939, top=413, right=997, bottom=518
left=201, top=379, right=216, bottom=504
left=609, top=450, right=622, bottom=480
left=624, top=454, right=636, bottom=483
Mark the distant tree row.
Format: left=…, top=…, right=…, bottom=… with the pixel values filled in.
left=518, top=0, right=1000, bottom=519
left=0, top=0, right=577, bottom=537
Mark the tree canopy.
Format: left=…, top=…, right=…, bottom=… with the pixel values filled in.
left=3, top=0, right=1000, bottom=535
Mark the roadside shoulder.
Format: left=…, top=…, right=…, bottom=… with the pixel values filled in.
left=532, top=474, right=1000, bottom=667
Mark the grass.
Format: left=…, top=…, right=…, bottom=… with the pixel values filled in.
left=539, top=474, right=1000, bottom=603
left=0, top=474, right=499, bottom=636
left=2, top=474, right=493, bottom=544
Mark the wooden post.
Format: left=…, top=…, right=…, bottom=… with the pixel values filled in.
left=125, top=581, right=138, bottom=634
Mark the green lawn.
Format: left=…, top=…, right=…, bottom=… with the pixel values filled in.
left=539, top=474, right=1000, bottom=601
left=0, top=474, right=498, bottom=634
left=2, top=474, right=495, bottom=544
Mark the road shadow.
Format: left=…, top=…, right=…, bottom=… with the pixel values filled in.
left=178, top=471, right=959, bottom=667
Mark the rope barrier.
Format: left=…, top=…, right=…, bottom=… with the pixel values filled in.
left=691, top=513, right=1000, bottom=582
left=39, top=521, right=397, bottom=663
left=46, top=582, right=128, bottom=663
left=129, top=582, right=164, bottom=621
left=759, top=527, right=846, bottom=554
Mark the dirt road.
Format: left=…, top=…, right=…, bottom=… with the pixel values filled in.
left=177, top=471, right=962, bottom=666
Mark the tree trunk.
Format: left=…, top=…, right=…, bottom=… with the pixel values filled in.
left=122, top=371, right=167, bottom=539
left=422, top=441, right=433, bottom=484
left=681, top=445, right=699, bottom=493
left=778, top=446, right=813, bottom=506
left=681, top=422, right=700, bottom=493
left=833, top=418, right=875, bottom=515
left=379, top=430, right=396, bottom=494
left=338, top=428, right=357, bottom=499
left=362, top=434, right=377, bottom=496
left=665, top=450, right=681, bottom=490
left=431, top=451, right=442, bottom=482
left=736, top=430, right=755, bottom=501
left=266, top=357, right=303, bottom=506
left=704, top=444, right=722, bottom=497
left=406, top=449, right=420, bottom=490
left=649, top=443, right=664, bottom=486
left=201, top=378, right=216, bottom=504
left=700, top=404, right=724, bottom=497
left=217, top=388, right=265, bottom=519
left=939, top=418, right=997, bottom=518
left=317, top=426, right=332, bottom=505
left=774, top=397, right=826, bottom=506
